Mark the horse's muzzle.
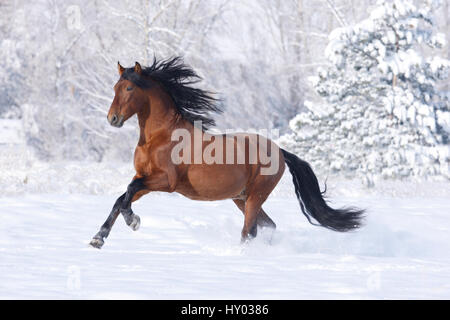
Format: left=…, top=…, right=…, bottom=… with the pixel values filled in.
left=108, top=114, right=124, bottom=127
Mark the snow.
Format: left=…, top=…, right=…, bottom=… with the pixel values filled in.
left=1, top=122, right=449, bottom=299
left=1, top=0, right=449, bottom=301
left=1, top=181, right=450, bottom=299
left=0, top=119, right=23, bottom=145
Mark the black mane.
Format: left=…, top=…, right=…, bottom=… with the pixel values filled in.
left=121, top=56, right=222, bottom=129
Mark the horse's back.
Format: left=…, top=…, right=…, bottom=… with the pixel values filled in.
left=174, top=131, right=285, bottom=201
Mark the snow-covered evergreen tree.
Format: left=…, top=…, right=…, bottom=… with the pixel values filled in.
left=280, top=0, right=450, bottom=185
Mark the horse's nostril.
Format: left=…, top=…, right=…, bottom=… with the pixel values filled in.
left=110, top=114, right=118, bottom=125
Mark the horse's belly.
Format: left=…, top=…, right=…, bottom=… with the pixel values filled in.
left=176, top=164, right=248, bottom=201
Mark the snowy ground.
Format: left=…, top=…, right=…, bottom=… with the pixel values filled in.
left=1, top=189, right=450, bottom=299
left=1, top=123, right=449, bottom=299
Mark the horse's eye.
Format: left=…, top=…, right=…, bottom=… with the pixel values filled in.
left=127, top=86, right=133, bottom=91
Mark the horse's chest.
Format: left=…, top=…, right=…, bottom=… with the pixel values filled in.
left=133, top=146, right=155, bottom=175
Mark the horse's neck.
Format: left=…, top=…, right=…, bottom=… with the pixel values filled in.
left=137, top=89, right=192, bottom=146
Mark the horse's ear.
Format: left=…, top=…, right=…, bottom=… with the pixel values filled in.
left=118, top=61, right=125, bottom=76
left=134, top=62, right=142, bottom=75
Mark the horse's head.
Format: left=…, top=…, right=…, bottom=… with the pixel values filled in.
left=107, top=62, right=149, bottom=127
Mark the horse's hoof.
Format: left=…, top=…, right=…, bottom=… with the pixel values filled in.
left=129, top=214, right=140, bottom=231
left=240, top=234, right=254, bottom=244
left=89, top=237, right=104, bottom=249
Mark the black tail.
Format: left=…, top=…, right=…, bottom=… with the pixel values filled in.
left=281, top=149, right=364, bottom=232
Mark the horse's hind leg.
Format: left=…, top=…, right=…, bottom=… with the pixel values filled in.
left=233, top=200, right=276, bottom=229
left=256, top=208, right=276, bottom=229
left=240, top=195, right=268, bottom=241
left=239, top=165, right=283, bottom=242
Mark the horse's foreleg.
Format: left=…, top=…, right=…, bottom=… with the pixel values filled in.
left=90, top=193, right=126, bottom=249
left=119, top=172, right=173, bottom=231
left=120, top=177, right=147, bottom=231
left=90, top=173, right=171, bottom=249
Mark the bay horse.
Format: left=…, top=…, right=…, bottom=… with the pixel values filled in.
left=89, top=57, right=364, bottom=249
